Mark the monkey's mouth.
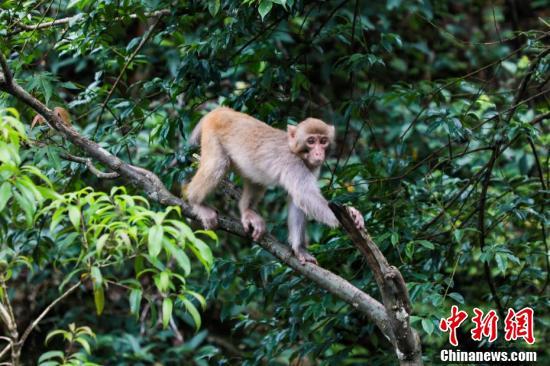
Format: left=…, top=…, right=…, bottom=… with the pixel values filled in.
left=308, top=159, right=324, bottom=168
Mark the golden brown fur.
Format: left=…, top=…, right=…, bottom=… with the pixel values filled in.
left=186, top=107, right=364, bottom=264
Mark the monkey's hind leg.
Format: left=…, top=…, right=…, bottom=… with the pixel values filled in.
left=186, top=138, right=229, bottom=229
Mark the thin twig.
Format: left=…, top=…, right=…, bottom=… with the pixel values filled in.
left=0, top=344, right=10, bottom=360
left=62, top=153, right=120, bottom=179
left=9, top=9, right=171, bottom=35
left=18, top=281, right=81, bottom=347
left=93, top=15, right=164, bottom=137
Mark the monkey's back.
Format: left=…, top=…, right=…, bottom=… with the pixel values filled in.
left=199, top=107, right=302, bottom=186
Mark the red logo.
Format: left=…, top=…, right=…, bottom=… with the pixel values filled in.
left=504, top=307, right=535, bottom=344
left=471, top=308, right=498, bottom=342
left=439, top=305, right=468, bottom=346
left=439, top=306, right=536, bottom=345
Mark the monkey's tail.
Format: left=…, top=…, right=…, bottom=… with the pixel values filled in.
left=189, top=118, right=204, bottom=146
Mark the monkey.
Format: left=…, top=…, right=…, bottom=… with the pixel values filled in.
left=185, top=107, right=364, bottom=264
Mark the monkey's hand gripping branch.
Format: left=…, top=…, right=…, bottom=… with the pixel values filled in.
left=0, top=53, right=422, bottom=365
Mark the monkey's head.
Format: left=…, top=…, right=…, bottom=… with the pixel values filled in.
left=287, top=118, right=335, bottom=168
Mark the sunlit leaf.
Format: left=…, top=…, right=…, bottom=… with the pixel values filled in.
left=148, top=224, right=164, bottom=257
left=180, top=296, right=201, bottom=331
left=0, top=182, right=11, bottom=212
left=163, top=239, right=191, bottom=275
left=129, top=288, right=142, bottom=316
left=162, top=297, right=173, bottom=329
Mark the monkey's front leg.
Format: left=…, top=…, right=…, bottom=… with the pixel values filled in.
left=239, top=181, right=266, bottom=241
left=288, top=202, right=317, bottom=265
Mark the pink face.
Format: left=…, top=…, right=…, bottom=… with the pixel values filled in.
left=304, top=134, right=330, bottom=167
left=287, top=119, right=335, bottom=168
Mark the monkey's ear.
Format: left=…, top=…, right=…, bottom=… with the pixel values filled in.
left=329, top=125, right=336, bottom=140
left=287, top=125, right=297, bottom=139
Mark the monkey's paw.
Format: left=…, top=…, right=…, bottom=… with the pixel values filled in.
left=293, top=248, right=318, bottom=265
left=346, top=206, right=365, bottom=230
left=199, top=207, right=218, bottom=229
left=241, top=210, right=265, bottom=241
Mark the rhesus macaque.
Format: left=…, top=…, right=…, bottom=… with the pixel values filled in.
left=186, top=107, right=364, bottom=264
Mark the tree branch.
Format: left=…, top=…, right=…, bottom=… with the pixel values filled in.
left=0, top=277, right=19, bottom=365
left=331, top=204, right=422, bottom=365
left=18, top=281, right=81, bottom=348
left=9, top=9, right=171, bottom=35
left=62, top=153, right=120, bottom=179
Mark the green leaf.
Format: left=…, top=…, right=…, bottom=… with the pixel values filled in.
left=162, top=297, right=173, bottom=329
left=75, top=337, right=91, bottom=354
left=91, top=267, right=104, bottom=315
left=258, top=0, right=273, bottom=20
left=421, top=318, right=434, bottom=335
left=68, top=205, right=81, bottom=231
left=208, top=0, right=221, bottom=16
left=93, top=285, right=105, bottom=315
left=90, top=266, right=103, bottom=286
left=405, top=241, right=414, bottom=259
left=163, top=239, right=191, bottom=275
left=38, top=350, right=64, bottom=363
left=195, top=229, right=218, bottom=243
left=38, top=361, right=59, bottom=366
left=185, top=290, right=207, bottom=311
left=40, top=76, right=53, bottom=105
left=387, top=0, right=402, bottom=10
left=95, top=233, right=109, bottom=257
left=129, top=288, right=142, bottom=316
left=390, top=232, right=399, bottom=246
left=495, top=254, right=507, bottom=274
left=13, top=190, right=34, bottom=226
left=49, top=207, right=65, bottom=233
left=0, top=182, right=11, bottom=212
left=180, top=296, right=201, bottom=331
left=21, top=165, right=52, bottom=187
left=189, top=237, right=213, bottom=271
left=416, top=240, right=434, bottom=250
left=148, top=224, right=164, bottom=257
left=448, top=292, right=465, bottom=304
left=157, top=271, right=170, bottom=293
left=45, top=330, right=68, bottom=344
left=453, top=229, right=464, bottom=243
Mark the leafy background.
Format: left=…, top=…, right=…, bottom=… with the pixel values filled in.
left=0, top=0, right=548, bottom=364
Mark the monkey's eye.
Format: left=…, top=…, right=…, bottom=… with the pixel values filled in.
left=320, top=137, right=328, bottom=145
left=306, top=137, right=316, bottom=145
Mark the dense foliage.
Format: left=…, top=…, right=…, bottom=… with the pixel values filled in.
left=0, top=0, right=548, bottom=364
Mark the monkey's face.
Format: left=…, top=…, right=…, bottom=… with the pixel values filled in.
left=302, top=134, right=330, bottom=167
left=288, top=118, right=335, bottom=168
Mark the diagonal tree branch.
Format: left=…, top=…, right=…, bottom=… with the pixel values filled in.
left=331, top=204, right=422, bottom=365
left=8, top=9, right=171, bottom=36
